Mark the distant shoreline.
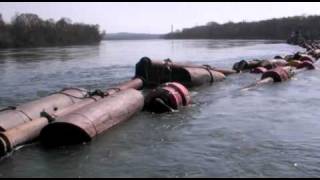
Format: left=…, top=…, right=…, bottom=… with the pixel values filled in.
left=103, top=38, right=285, bottom=42
left=163, top=15, right=320, bottom=40
left=102, top=33, right=289, bottom=41
left=103, top=33, right=163, bottom=40
left=0, top=13, right=103, bottom=49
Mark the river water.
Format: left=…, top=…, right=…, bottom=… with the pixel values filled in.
left=0, top=40, right=319, bottom=177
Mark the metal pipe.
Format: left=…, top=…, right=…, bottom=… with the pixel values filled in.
left=144, top=82, right=191, bottom=114
left=232, top=58, right=288, bottom=73
left=241, top=65, right=314, bottom=91
left=0, top=88, right=88, bottom=131
left=39, top=88, right=144, bottom=147
left=0, top=78, right=143, bottom=156
left=138, top=57, right=236, bottom=75
left=39, top=82, right=189, bottom=148
left=135, top=57, right=227, bottom=87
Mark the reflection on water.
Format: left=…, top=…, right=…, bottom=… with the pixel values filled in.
left=0, top=45, right=101, bottom=62
left=0, top=40, right=319, bottom=177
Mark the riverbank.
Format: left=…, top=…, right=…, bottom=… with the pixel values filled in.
left=0, top=13, right=103, bottom=49
left=103, top=33, right=163, bottom=40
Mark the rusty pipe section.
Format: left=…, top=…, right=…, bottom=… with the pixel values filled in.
left=241, top=64, right=315, bottom=91
left=57, top=78, right=143, bottom=116
left=39, top=89, right=144, bottom=147
left=233, top=50, right=318, bottom=74
left=39, top=82, right=190, bottom=148
left=0, top=88, right=88, bottom=131
left=287, top=39, right=320, bottom=61
left=260, top=66, right=295, bottom=83
left=0, top=78, right=143, bottom=156
left=0, top=116, right=48, bottom=156
left=232, top=58, right=289, bottom=73
left=115, top=77, right=144, bottom=91
left=137, top=57, right=237, bottom=75
left=144, top=82, right=191, bottom=113
left=241, top=66, right=295, bottom=91
left=164, top=60, right=237, bottom=76
left=240, top=45, right=319, bottom=91
left=135, top=57, right=226, bottom=87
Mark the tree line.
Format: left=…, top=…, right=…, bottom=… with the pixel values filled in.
left=0, top=13, right=104, bottom=48
left=163, top=15, right=320, bottom=40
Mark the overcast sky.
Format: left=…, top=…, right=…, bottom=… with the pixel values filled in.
left=1, top=2, right=320, bottom=34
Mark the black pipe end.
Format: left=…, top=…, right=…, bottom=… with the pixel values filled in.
left=261, top=70, right=282, bottom=82
left=145, top=97, right=174, bottom=114
left=0, top=136, right=8, bottom=157
left=40, top=122, right=91, bottom=148
left=135, top=57, right=152, bottom=79
left=232, top=60, right=248, bottom=72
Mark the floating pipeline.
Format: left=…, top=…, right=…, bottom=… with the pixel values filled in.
left=287, top=60, right=316, bottom=70
left=309, top=49, right=320, bottom=59
left=232, top=58, right=288, bottom=73
left=138, top=57, right=237, bottom=76
left=135, top=57, right=234, bottom=87
left=39, top=89, right=145, bottom=147
left=0, top=88, right=88, bottom=131
left=305, top=44, right=320, bottom=60
left=144, top=82, right=191, bottom=114
left=241, top=66, right=295, bottom=91
left=240, top=51, right=319, bottom=74
left=289, top=40, right=320, bottom=59
left=298, top=41, right=320, bottom=52
left=285, top=52, right=317, bottom=63
left=285, top=52, right=318, bottom=69
left=249, top=58, right=290, bottom=74
left=234, top=41, right=320, bottom=74
left=1, top=38, right=319, bottom=154
left=261, top=66, right=295, bottom=83
left=39, top=82, right=189, bottom=148
left=296, top=54, right=317, bottom=63
left=250, top=56, right=316, bottom=74
left=0, top=78, right=143, bottom=156
left=241, top=62, right=316, bottom=91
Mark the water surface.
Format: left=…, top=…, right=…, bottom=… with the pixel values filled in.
left=0, top=39, right=319, bottom=178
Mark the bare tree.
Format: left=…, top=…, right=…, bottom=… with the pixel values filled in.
left=0, top=13, right=102, bottom=48
left=0, top=14, right=4, bottom=26
left=164, top=15, right=320, bottom=40
left=12, top=13, right=43, bottom=27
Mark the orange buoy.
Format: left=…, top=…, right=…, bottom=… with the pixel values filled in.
left=144, top=82, right=191, bottom=113
left=296, top=61, right=316, bottom=70
left=299, top=54, right=315, bottom=63
left=261, top=66, right=295, bottom=82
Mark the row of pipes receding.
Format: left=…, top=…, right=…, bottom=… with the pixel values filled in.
left=0, top=39, right=319, bottom=157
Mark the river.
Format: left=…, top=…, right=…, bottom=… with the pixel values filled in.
left=0, top=39, right=319, bottom=177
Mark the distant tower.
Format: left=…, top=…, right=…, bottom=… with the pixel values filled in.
left=171, top=24, right=173, bottom=33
